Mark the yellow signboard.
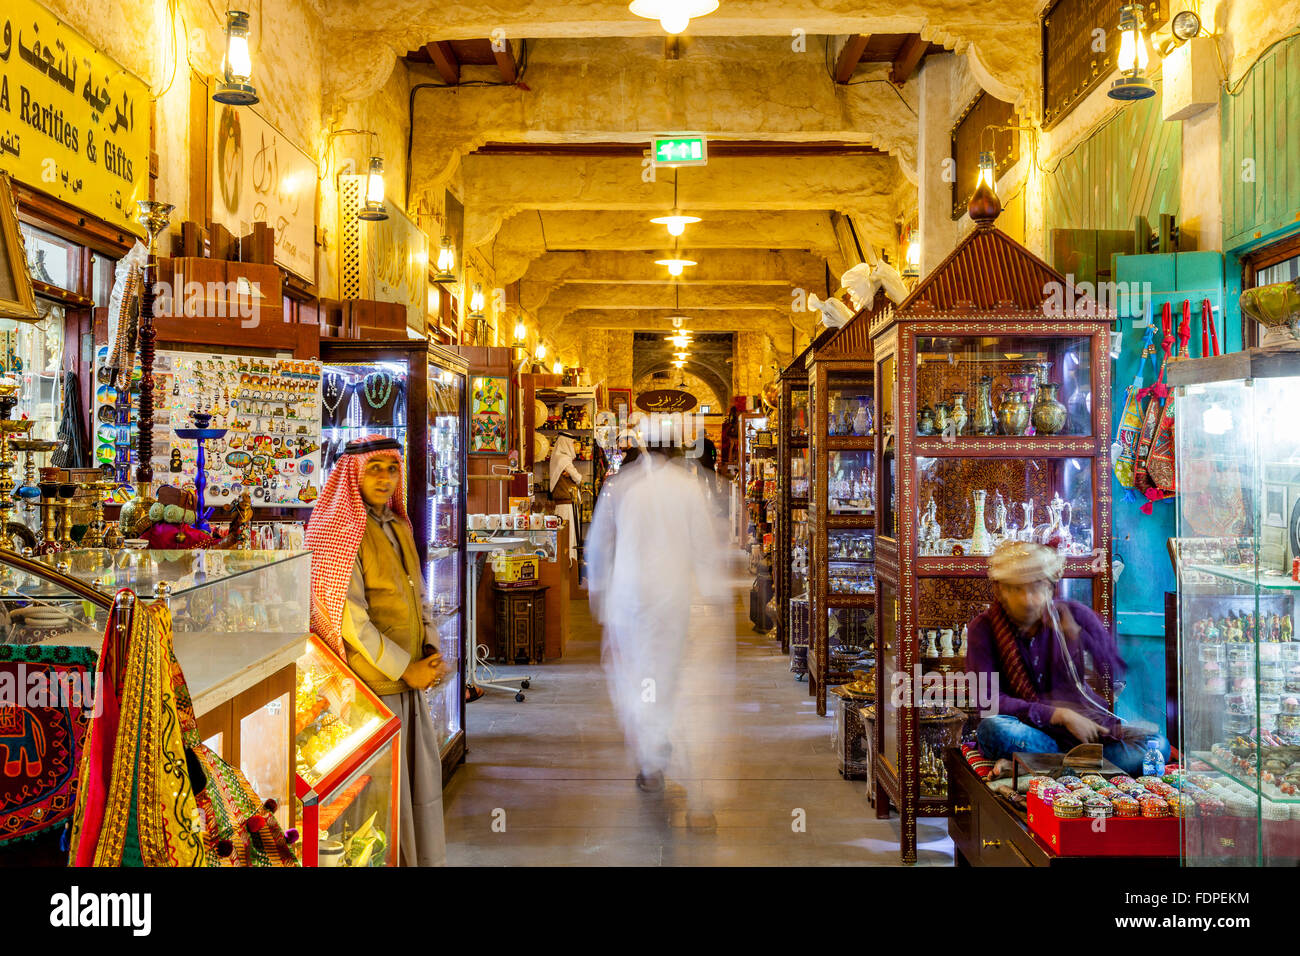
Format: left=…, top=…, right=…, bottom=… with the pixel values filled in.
left=0, top=1, right=151, bottom=235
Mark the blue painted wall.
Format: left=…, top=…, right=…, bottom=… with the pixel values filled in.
left=1110, top=252, right=1240, bottom=732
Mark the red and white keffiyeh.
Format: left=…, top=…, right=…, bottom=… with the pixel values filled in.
left=305, top=436, right=411, bottom=656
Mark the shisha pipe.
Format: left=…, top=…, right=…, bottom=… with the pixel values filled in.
left=174, top=411, right=228, bottom=533
left=134, top=200, right=174, bottom=499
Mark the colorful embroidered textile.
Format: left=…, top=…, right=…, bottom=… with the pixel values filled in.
left=988, top=600, right=1039, bottom=703
left=961, top=742, right=996, bottom=781
left=190, top=744, right=298, bottom=867
left=1113, top=311, right=1156, bottom=494
left=69, top=595, right=207, bottom=867
left=0, top=644, right=97, bottom=846
left=305, top=436, right=411, bottom=657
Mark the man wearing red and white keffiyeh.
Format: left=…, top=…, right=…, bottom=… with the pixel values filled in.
left=306, top=434, right=448, bottom=866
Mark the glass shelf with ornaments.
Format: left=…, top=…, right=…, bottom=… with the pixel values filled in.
left=1171, top=346, right=1300, bottom=866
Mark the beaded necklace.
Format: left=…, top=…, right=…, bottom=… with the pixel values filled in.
left=362, top=370, right=395, bottom=410
left=322, top=373, right=349, bottom=416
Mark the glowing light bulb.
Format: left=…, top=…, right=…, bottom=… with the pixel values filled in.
left=514, top=321, right=527, bottom=342
left=552, top=361, right=563, bottom=376
left=535, top=342, right=547, bottom=361
left=656, top=258, right=695, bottom=276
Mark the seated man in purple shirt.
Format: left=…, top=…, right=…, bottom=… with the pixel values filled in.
left=966, top=540, right=1166, bottom=776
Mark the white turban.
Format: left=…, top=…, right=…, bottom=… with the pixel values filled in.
left=987, top=540, right=1064, bottom=585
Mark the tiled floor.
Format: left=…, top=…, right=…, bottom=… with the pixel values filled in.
left=442, top=557, right=954, bottom=866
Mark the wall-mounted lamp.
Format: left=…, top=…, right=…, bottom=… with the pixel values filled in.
left=469, top=283, right=485, bottom=318
left=903, top=231, right=921, bottom=279
left=1109, top=2, right=1156, bottom=100
left=357, top=157, right=388, bottom=221
left=1152, top=9, right=1202, bottom=57
left=213, top=10, right=258, bottom=105
left=435, top=236, right=456, bottom=281
left=535, top=342, right=547, bottom=361
left=551, top=360, right=564, bottom=376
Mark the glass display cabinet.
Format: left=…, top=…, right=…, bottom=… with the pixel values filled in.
left=321, top=339, right=431, bottom=563
left=806, top=315, right=877, bottom=719
left=776, top=350, right=811, bottom=664
left=426, top=342, right=469, bottom=780
left=1171, top=347, right=1300, bottom=866
left=738, top=412, right=769, bottom=546
left=871, top=217, right=1113, bottom=864
left=0, top=550, right=313, bottom=838
left=295, top=634, right=400, bottom=867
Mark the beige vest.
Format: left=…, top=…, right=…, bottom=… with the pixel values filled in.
left=348, top=516, right=425, bottom=697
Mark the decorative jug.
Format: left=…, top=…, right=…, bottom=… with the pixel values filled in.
left=969, top=489, right=992, bottom=555
left=949, top=392, right=968, bottom=436
left=996, top=390, right=1030, bottom=435
left=1031, top=382, right=1067, bottom=435
left=917, top=405, right=936, bottom=436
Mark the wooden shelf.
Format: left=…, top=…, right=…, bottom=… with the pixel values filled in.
left=913, top=554, right=1099, bottom=576
left=910, top=435, right=1096, bottom=458
left=826, top=435, right=876, bottom=450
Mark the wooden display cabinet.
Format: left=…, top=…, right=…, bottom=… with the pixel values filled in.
left=869, top=210, right=1114, bottom=864
left=806, top=316, right=879, bottom=718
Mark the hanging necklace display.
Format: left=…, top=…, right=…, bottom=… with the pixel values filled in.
left=322, top=372, right=348, bottom=419
left=362, top=370, right=395, bottom=409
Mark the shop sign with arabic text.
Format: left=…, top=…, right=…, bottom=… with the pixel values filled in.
left=211, top=103, right=317, bottom=282
left=0, top=0, right=150, bottom=235
left=636, top=389, right=697, bottom=413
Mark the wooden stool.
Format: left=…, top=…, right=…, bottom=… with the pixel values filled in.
left=492, top=584, right=548, bottom=664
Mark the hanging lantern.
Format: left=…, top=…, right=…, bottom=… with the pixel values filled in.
left=552, top=360, right=564, bottom=376
left=213, top=10, right=258, bottom=105
left=469, top=283, right=486, bottom=318
left=1109, top=2, right=1155, bottom=100
left=535, top=342, right=547, bottom=361
left=357, top=157, right=388, bottom=222
left=514, top=320, right=527, bottom=342
left=435, top=236, right=456, bottom=281
left=628, top=0, right=719, bottom=34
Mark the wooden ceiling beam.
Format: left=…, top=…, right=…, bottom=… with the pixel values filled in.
left=834, top=34, right=871, bottom=84
left=425, top=41, right=460, bottom=85
left=493, top=40, right=518, bottom=83
left=890, top=34, right=928, bottom=85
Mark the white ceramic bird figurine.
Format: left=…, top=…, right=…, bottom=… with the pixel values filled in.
left=841, top=262, right=880, bottom=312
left=808, top=293, right=855, bottom=329
left=870, top=260, right=909, bottom=305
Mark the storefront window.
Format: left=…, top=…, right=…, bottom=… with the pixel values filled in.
left=17, top=223, right=78, bottom=292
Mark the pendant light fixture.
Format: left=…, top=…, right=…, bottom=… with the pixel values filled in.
left=628, top=0, right=719, bottom=35
left=651, top=170, right=701, bottom=237
left=357, top=156, right=388, bottom=221
left=469, top=283, right=486, bottom=318
left=514, top=319, right=528, bottom=342
left=1109, top=2, right=1156, bottom=100
left=535, top=342, right=547, bottom=361
left=435, top=236, right=456, bottom=281
left=552, top=360, right=564, bottom=376
left=656, top=258, right=696, bottom=277
left=213, top=10, right=259, bottom=105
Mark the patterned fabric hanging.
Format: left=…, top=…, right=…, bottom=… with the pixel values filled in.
left=1112, top=305, right=1157, bottom=497
left=0, top=644, right=97, bottom=847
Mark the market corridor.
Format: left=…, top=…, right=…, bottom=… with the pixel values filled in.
left=442, top=555, right=953, bottom=866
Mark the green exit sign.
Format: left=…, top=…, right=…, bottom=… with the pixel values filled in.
left=652, top=134, right=708, bottom=167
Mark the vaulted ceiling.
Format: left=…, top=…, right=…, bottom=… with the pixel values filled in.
left=319, top=2, right=1045, bottom=371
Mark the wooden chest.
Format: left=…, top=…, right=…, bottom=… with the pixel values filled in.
left=492, top=584, right=548, bottom=665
